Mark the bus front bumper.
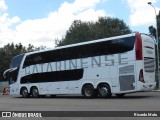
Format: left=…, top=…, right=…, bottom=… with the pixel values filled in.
left=142, top=82, right=156, bottom=91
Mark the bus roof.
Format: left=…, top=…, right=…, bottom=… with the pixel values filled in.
left=25, top=33, right=138, bottom=56
left=25, top=32, right=153, bottom=56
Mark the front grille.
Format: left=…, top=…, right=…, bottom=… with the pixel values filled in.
left=144, top=58, right=155, bottom=73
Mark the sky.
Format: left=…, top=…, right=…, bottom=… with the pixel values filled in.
left=0, top=0, right=160, bottom=48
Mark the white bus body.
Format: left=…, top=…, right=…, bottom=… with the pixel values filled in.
left=4, top=32, right=156, bottom=98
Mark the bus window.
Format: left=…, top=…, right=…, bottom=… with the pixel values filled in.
left=4, top=67, right=19, bottom=85
left=10, top=54, right=24, bottom=68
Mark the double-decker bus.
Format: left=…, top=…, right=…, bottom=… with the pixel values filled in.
left=3, top=32, right=156, bottom=98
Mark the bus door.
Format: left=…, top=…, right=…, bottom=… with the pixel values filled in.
left=60, top=81, right=69, bottom=94
left=3, top=68, right=19, bottom=94
left=69, top=81, right=79, bottom=94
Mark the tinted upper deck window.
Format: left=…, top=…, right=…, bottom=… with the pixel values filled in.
left=23, top=36, right=135, bottom=68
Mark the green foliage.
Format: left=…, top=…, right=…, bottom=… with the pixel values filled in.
left=0, top=43, right=25, bottom=81
left=0, top=43, right=46, bottom=81
left=157, top=11, right=160, bottom=39
left=149, top=10, right=160, bottom=40
left=149, top=26, right=156, bottom=37
left=56, top=17, right=132, bottom=46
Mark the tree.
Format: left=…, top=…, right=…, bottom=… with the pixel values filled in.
left=56, top=17, right=132, bottom=46
left=149, top=26, right=156, bottom=38
left=0, top=43, right=26, bottom=81
left=0, top=43, right=46, bottom=81
left=149, top=10, right=160, bottom=40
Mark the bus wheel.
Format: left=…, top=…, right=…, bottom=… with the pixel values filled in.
left=83, top=84, right=95, bottom=98
left=98, top=84, right=111, bottom=98
left=116, top=94, right=125, bottom=98
left=21, top=88, right=29, bottom=98
left=31, top=87, right=39, bottom=98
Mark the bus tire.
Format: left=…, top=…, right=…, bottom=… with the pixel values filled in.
left=21, top=88, right=29, bottom=98
left=31, top=87, right=39, bottom=98
left=116, top=94, right=125, bottom=98
left=98, top=84, right=111, bottom=98
left=82, top=84, right=95, bottom=98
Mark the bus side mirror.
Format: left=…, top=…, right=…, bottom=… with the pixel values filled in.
left=3, top=67, right=18, bottom=79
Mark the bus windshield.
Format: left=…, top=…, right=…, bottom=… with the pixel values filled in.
left=10, top=54, right=24, bottom=68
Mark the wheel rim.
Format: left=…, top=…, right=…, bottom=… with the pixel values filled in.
left=85, top=87, right=93, bottom=97
left=100, top=87, right=108, bottom=97
left=32, top=88, right=38, bottom=97
left=22, top=89, right=28, bottom=97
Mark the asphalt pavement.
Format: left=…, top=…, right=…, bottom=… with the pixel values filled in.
left=0, top=91, right=160, bottom=120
